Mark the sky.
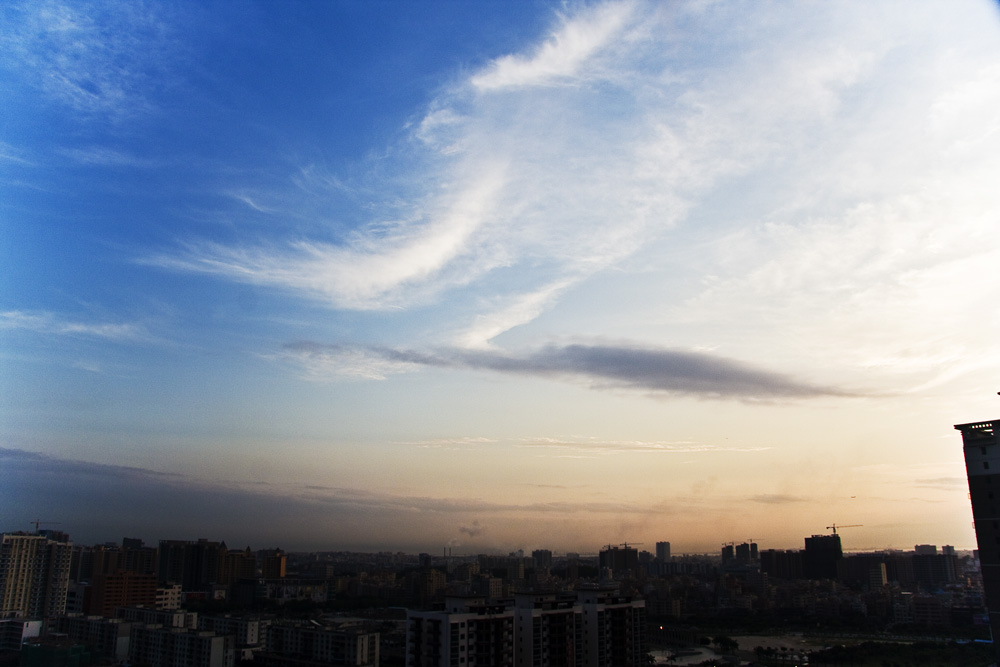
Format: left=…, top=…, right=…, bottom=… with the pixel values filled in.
left=2, top=0, right=1000, bottom=556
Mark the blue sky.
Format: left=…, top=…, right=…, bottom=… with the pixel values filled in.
left=2, top=0, right=1000, bottom=554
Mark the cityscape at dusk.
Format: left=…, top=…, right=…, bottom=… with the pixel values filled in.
left=4, top=0, right=1000, bottom=556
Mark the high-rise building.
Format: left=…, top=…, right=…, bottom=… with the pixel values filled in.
left=261, top=551, right=287, bottom=579
left=598, top=546, right=638, bottom=579
left=759, top=549, right=803, bottom=580
left=513, top=593, right=581, bottom=667
left=530, top=550, right=553, bottom=571
left=803, top=534, right=842, bottom=580
left=654, top=542, right=670, bottom=561
left=89, top=571, right=157, bottom=617
left=0, top=533, right=72, bottom=618
left=734, top=542, right=758, bottom=564
left=956, top=418, right=1000, bottom=660
left=576, top=587, right=646, bottom=667
left=406, top=591, right=644, bottom=667
left=407, top=597, right=514, bottom=667
left=157, top=539, right=227, bottom=590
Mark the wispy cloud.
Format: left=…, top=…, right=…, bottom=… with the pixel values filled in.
left=914, top=477, right=967, bottom=491
left=398, top=437, right=499, bottom=448
left=146, top=165, right=510, bottom=310
left=517, top=437, right=770, bottom=456
left=280, top=340, right=850, bottom=400
left=1, top=0, right=185, bottom=121
left=0, top=142, right=34, bottom=165
left=749, top=494, right=805, bottom=505
left=0, top=310, right=151, bottom=343
left=60, top=146, right=165, bottom=168
left=470, top=2, right=634, bottom=90
left=134, top=0, right=1000, bottom=392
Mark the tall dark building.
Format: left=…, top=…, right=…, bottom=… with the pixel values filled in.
left=599, top=546, right=638, bottom=578
left=157, top=539, right=226, bottom=590
left=760, top=549, right=803, bottom=580
left=531, top=549, right=553, bottom=570
left=956, top=418, right=1000, bottom=659
left=803, top=534, right=842, bottom=580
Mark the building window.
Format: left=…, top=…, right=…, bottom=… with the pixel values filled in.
left=986, top=462, right=991, bottom=470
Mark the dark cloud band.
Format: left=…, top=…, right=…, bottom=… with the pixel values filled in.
left=287, top=341, right=852, bottom=400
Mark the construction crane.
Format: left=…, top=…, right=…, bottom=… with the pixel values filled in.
left=826, top=523, right=862, bottom=535
left=29, top=519, right=60, bottom=532
left=604, top=542, right=644, bottom=550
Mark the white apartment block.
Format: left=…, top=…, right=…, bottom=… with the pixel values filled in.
left=0, top=533, right=72, bottom=618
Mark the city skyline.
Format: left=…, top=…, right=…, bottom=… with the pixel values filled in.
left=3, top=1, right=1000, bottom=554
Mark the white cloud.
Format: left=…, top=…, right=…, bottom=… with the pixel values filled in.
left=60, top=146, right=164, bottom=167
left=152, top=164, right=509, bottom=310
left=517, top=437, right=770, bottom=456
left=470, top=1, right=634, bottom=90
left=149, top=0, right=1000, bottom=393
left=1, top=0, right=182, bottom=120
left=0, top=310, right=151, bottom=342
left=455, top=278, right=576, bottom=349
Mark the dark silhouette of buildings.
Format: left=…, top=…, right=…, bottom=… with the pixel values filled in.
left=406, top=589, right=645, bottom=667
left=957, top=418, right=1000, bottom=660
left=803, top=534, right=842, bottom=580
left=598, top=545, right=638, bottom=579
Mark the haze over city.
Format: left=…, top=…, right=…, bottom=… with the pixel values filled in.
left=2, top=0, right=1000, bottom=555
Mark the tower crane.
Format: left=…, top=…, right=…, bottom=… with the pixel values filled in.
left=604, top=542, right=644, bottom=550
left=826, top=523, right=862, bottom=535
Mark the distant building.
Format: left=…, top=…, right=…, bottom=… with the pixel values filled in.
left=157, top=583, right=183, bottom=610
left=89, top=571, right=157, bottom=616
left=129, top=624, right=235, bottom=667
left=51, top=614, right=134, bottom=662
left=803, top=534, right=842, bottom=580
left=531, top=550, right=553, bottom=570
left=956, top=418, right=1000, bottom=661
left=0, top=533, right=72, bottom=618
left=20, top=636, right=91, bottom=667
left=262, top=551, right=287, bottom=579
left=199, top=614, right=270, bottom=662
left=157, top=539, right=227, bottom=590
left=263, top=621, right=378, bottom=667
left=654, top=542, right=670, bottom=561
left=598, top=546, right=638, bottom=579
left=734, top=542, right=758, bottom=564
left=116, top=605, right=199, bottom=629
left=219, top=546, right=257, bottom=585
